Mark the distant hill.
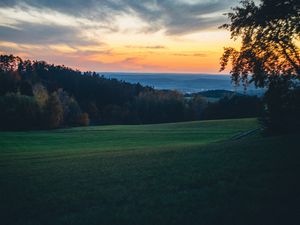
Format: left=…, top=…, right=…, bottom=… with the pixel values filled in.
left=102, top=72, right=265, bottom=95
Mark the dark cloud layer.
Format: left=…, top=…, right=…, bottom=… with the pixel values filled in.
left=0, top=24, right=96, bottom=45
left=0, top=0, right=238, bottom=35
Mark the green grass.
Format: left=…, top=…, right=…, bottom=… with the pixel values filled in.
left=0, top=118, right=299, bottom=225
left=0, top=118, right=257, bottom=153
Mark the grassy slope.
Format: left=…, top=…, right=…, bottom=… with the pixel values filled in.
left=0, top=118, right=257, bottom=153
left=0, top=118, right=299, bottom=225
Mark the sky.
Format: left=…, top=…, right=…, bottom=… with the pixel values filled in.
left=0, top=0, right=242, bottom=73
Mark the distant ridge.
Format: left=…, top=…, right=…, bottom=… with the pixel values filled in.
left=102, top=72, right=265, bottom=95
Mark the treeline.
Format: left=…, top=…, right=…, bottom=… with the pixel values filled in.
left=202, top=94, right=263, bottom=120
left=0, top=54, right=263, bottom=130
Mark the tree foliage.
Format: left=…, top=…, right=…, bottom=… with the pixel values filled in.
left=220, top=0, right=300, bottom=133
left=261, top=77, right=300, bottom=133
left=220, top=0, right=300, bottom=87
left=203, top=95, right=263, bottom=120
left=44, top=92, right=64, bottom=129
left=0, top=93, right=41, bottom=130
left=0, top=54, right=263, bottom=130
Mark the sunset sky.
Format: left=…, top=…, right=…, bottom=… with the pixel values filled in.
left=0, top=0, right=241, bottom=73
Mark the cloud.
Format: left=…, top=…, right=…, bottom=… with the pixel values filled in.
left=172, top=52, right=207, bottom=57
left=0, top=40, right=120, bottom=71
left=0, top=23, right=98, bottom=45
left=125, top=45, right=166, bottom=49
left=0, top=0, right=239, bottom=35
left=0, top=0, right=240, bottom=73
left=127, top=0, right=236, bottom=35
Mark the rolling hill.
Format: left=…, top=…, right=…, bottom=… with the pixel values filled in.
left=0, top=118, right=299, bottom=225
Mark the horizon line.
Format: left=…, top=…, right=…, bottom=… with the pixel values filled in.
left=98, top=71, right=230, bottom=76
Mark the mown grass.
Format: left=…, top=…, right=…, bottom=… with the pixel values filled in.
left=0, top=118, right=257, bottom=153
left=0, top=118, right=299, bottom=225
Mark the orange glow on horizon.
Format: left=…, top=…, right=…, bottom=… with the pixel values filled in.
left=66, top=30, right=241, bottom=73
left=0, top=5, right=241, bottom=74
left=0, top=33, right=238, bottom=74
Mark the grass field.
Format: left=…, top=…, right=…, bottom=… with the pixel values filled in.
left=0, top=118, right=299, bottom=225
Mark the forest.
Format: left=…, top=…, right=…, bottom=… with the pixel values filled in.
left=0, top=54, right=262, bottom=130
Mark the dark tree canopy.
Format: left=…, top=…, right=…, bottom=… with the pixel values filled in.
left=220, top=0, right=300, bottom=87
left=0, top=54, right=263, bottom=130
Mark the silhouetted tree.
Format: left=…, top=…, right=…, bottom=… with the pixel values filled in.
left=220, top=0, right=299, bottom=86
left=220, top=0, right=300, bottom=133
left=261, top=77, right=300, bottom=133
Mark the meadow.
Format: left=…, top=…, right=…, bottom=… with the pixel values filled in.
left=0, top=118, right=299, bottom=225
